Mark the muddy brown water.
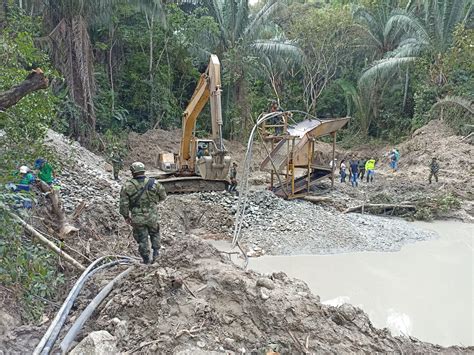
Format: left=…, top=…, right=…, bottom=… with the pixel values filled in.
left=211, top=220, right=473, bottom=347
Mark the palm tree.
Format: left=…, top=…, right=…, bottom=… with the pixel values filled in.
left=353, top=0, right=472, bottom=135
left=43, top=0, right=170, bottom=143
left=351, top=0, right=407, bottom=61
left=43, top=0, right=119, bottom=144
left=254, top=37, right=303, bottom=102
left=201, top=0, right=301, bottom=138
left=360, top=0, right=472, bottom=83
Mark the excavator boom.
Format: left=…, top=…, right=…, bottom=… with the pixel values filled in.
left=158, top=54, right=231, bottom=193
left=179, top=54, right=225, bottom=171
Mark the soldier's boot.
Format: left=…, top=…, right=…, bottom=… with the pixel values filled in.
left=141, top=253, right=150, bottom=264
left=152, top=249, right=159, bottom=264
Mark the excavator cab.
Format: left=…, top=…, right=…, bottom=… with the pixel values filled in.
left=194, top=139, right=231, bottom=180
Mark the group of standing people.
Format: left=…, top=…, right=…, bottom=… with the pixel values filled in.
left=338, top=157, right=376, bottom=187
left=336, top=148, right=441, bottom=186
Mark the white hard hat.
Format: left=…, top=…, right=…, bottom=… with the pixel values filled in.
left=19, top=166, right=29, bottom=174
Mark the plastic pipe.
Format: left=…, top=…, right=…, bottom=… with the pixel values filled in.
left=60, top=266, right=135, bottom=354
left=41, top=259, right=134, bottom=354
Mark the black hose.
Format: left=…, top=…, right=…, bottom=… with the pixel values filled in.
left=34, top=255, right=135, bottom=355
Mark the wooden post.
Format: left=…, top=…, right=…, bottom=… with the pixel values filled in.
left=291, top=138, right=295, bottom=196
left=331, top=132, right=336, bottom=188
left=270, top=139, right=274, bottom=189
left=307, top=139, right=311, bottom=193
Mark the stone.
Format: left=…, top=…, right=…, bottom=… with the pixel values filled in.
left=0, top=310, right=19, bottom=335
left=260, top=288, right=269, bottom=300
left=197, top=340, right=206, bottom=348
left=256, top=277, right=275, bottom=290
left=110, top=318, right=128, bottom=341
left=69, top=330, right=117, bottom=355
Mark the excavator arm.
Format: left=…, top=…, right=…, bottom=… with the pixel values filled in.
left=179, top=54, right=224, bottom=171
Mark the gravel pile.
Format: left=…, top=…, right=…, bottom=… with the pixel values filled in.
left=199, top=190, right=437, bottom=255
left=42, top=130, right=438, bottom=256
left=44, top=130, right=121, bottom=214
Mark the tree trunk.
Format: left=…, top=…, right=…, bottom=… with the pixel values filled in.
left=145, top=11, right=155, bottom=124
left=0, top=0, right=7, bottom=28
left=0, top=68, right=49, bottom=110
left=402, top=67, right=409, bottom=112
left=108, top=26, right=116, bottom=113
left=48, top=16, right=96, bottom=144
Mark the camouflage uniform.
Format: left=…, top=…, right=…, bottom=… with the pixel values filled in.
left=429, top=158, right=440, bottom=184
left=110, top=150, right=123, bottom=180
left=119, top=176, right=167, bottom=263
left=228, top=164, right=237, bottom=192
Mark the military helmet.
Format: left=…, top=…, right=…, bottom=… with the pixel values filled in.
left=130, top=162, right=145, bottom=174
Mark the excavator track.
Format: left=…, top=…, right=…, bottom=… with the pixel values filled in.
left=157, top=176, right=229, bottom=194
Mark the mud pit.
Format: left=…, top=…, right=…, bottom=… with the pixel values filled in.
left=71, top=235, right=465, bottom=354
left=248, top=220, right=474, bottom=347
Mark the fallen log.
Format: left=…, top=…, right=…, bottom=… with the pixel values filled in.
left=37, top=180, right=79, bottom=238
left=303, top=196, right=332, bottom=204
left=344, top=203, right=416, bottom=214
left=5, top=208, right=86, bottom=271
left=0, top=68, right=49, bottom=110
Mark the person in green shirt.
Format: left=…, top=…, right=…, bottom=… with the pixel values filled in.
left=16, top=165, right=35, bottom=191
left=34, top=158, right=55, bottom=185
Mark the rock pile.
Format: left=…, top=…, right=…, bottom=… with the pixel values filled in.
left=44, top=130, right=133, bottom=256
left=45, top=130, right=121, bottom=214
left=197, top=190, right=437, bottom=255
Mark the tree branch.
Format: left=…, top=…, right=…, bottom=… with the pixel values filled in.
left=0, top=68, right=49, bottom=110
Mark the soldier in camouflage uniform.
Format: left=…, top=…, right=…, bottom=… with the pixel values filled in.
left=428, top=157, right=440, bottom=184
left=228, top=162, right=238, bottom=193
left=119, top=162, right=167, bottom=264
left=110, top=146, right=123, bottom=181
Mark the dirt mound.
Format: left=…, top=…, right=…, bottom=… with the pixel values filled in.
left=126, top=129, right=182, bottom=168
left=69, top=233, right=461, bottom=354
left=398, top=120, right=473, bottom=195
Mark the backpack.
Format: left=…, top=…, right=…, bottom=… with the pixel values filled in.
left=130, top=178, right=155, bottom=208
left=394, top=150, right=400, bottom=161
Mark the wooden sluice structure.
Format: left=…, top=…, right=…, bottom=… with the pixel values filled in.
left=259, top=115, right=349, bottom=199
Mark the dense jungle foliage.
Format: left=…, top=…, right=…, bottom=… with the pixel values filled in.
left=1, top=0, right=472, bottom=148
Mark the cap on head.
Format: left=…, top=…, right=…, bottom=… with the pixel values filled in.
left=19, top=166, right=29, bottom=174
left=130, top=162, right=145, bottom=175
left=233, top=162, right=237, bottom=166
left=34, top=158, right=45, bottom=169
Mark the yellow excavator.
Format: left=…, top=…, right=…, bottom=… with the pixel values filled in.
left=157, top=54, right=232, bottom=193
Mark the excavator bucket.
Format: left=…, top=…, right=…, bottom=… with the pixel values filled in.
left=196, top=151, right=231, bottom=180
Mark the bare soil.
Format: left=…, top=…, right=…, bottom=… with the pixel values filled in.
left=1, top=119, right=472, bottom=353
